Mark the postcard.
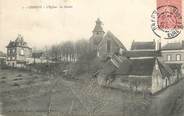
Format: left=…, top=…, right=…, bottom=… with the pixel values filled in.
left=0, top=0, right=184, bottom=116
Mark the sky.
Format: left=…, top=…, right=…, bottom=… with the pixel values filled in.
left=0, top=0, right=183, bottom=52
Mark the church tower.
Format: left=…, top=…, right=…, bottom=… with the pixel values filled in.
left=89, top=18, right=105, bottom=51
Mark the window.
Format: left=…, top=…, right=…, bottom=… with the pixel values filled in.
left=167, top=55, right=171, bottom=61
left=12, top=57, right=15, bottom=60
left=176, top=54, right=181, bottom=61
left=12, top=49, right=15, bottom=53
left=8, top=49, right=10, bottom=54
left=107, top=40, right=111, bottom=53
left=20, top=49, right=24, bottom=55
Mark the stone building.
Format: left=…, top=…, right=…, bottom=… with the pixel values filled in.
left=89, top=18, right=105, bottom=52
left=6, top=34, right=32, bottom=67
left=159, top=41, right=184, bottom=76
left=89, top=19, right=126, bottom=58
left=97, top=40, right=182, bottom=94
left=97, top=55, right=174, bottom=94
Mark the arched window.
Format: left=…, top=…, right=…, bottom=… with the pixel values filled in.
left=20, top=49, right=24, bottom=55
left=176, top=54, right=181, bottom=61
left=167, top=55, right=171, bottom=61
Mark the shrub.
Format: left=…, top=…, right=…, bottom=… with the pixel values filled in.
left=16, top=74, right=22, bottom=77
left=1, top=76, right=6, bottom=79
left=13, top=83, right=20, bottom=86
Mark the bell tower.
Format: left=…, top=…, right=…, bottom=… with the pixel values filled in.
left=92, top=18, right=105, bottom=37
left=89, top=18, right=105, bottom=55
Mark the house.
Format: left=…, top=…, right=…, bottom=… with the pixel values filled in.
left=6, top=34, right=32, bottom=67
left=97, top=55, right=174, bottom=94
left=159, top=41, right=184, bottom=75
left=89, top=19, right=127, bottom=58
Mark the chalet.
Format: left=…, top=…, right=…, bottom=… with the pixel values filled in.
left=6, top=34, right=32, bottom=67
left=89, top=19, right=126, bottom=58
left=97, top=55, right=174, bottom=94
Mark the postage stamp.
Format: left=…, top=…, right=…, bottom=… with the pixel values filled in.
left=151, top=0, right=183, bottom=39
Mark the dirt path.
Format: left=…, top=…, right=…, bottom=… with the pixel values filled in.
left=149, top=79, right=184, bottom=116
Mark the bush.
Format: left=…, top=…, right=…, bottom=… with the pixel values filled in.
left=1, top=76, right=6, bottom=79
left=13, top=83, right=20, bottom=86
left=16, top=74, right=23, bottom=77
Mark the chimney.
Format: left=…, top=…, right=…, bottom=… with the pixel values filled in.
left=155, top=39, right=161, bottom=51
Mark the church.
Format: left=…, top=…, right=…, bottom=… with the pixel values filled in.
left=89, top=18, right=127, bottom=58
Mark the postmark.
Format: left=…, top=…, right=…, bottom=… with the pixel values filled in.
left=151, top=5, right=182, bottom=39
left=151, top=0, right=183, bottom=39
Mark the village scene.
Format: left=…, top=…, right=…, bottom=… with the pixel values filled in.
left=0, top=18, right=184, bottom=116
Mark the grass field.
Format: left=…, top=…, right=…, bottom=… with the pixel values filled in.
left=0, top=69, right=154, bottom=116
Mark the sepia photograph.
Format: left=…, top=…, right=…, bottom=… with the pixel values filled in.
left=0, top=0, right=184, bottom=116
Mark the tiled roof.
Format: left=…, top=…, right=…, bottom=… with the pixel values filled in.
left=122, top=50, right=161, bottom=58
left=162, top=42, right=184, bottom=50
left=102, top=56, right=173, bottom=77
left=167, top=63, right=182, bottom=72
left=131, top=40, right=156, bottom=50
left=157, top=60, right=173, bottom=77
left=6, top=35, right=31, bottom=49
left=127, top=58, right=156, bottom=76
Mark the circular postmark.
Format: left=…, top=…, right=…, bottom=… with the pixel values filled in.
left=151, top=5, right=183, bottom=39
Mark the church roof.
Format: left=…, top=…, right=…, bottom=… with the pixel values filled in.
left=99, top=31, right=127, bottom=50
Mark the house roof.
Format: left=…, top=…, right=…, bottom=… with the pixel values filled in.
left=102, top=56, right=173, bottom=78
left=122, top=50, right=161, bottom=58
left=101, top=55, right=129, bottom=75
left=131, top=40, right=156, bottom=50
left=127, top=58, right=156, bottom=76
left=162, top=42, right=184, bottom=50
left=167, top=63, right=182, bottom=72
left=7, top=35, right=31, bottom=49
left=99, top=31, right=127, bottom=50
left=157, top=60, right=173, bottom=77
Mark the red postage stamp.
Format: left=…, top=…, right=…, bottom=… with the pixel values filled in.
left=151, top=0, right=183, bottom=39
left=157, top=0, right=182, bottom=29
